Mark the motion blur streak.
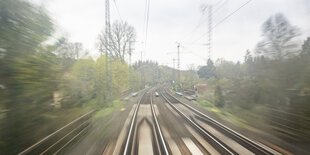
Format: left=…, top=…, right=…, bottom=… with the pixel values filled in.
left=0, top=0, right=310, bottom=155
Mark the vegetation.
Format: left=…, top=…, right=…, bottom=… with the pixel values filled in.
left=196, top=13, right=310, bottom=143
left=0, top=0, right=162, bottom=154
left=133, top=60, right=175, bottom=87
left=197, top=59, right=216, bottom=79
left=98, top=20, right=136, bottom=62
left=1, top=0, right=308, bottom=154
left=214, top=85, right=224, bottom=108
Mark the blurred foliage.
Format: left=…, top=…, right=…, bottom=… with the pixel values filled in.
left=0, top=0, right=169, bottom=154
left=0, top=0, right=57, bottom=153
left=214, top=85, right=224, bottom=108
left=98, top=20, right=136, bottom=61
left=1, top=0, right=308, bottom=153
left=197, top=59, right=216, bottom=79
left=180, top=69, right=199, bottom=89
left=256, top=13, right=300, bottom=59
left=196, top=14, right=310, bottom=144
left=133, top=60, right=174, bottom=87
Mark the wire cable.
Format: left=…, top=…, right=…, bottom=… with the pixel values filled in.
left=180, top=0, right=227, bottom=44
left=189, top=0, right=253, bottom=44
left=113, top=0, right=123, bottom=21
left=143, top=0, right=151, bottom=57
left=181, top=46, right=207, bottom=61
left=213, top=0, right=253, bottom=29
left=180, top=15, right=206, bottom=43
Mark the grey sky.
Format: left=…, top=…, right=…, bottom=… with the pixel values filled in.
left=33, top=0, right=310, bottom=69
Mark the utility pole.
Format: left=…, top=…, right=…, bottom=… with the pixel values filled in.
left=128, top=42, right=132, bottom=89
left=105, top=0, right=111, bottom=102
left=172, top=58, right=175, bottom=84
left=207, top=5, right=212, bottom=62
left=177, top=42, right=180, bottom=86
left=109, top=49, right=113, bottom=99
left=140, top=47, right=143, bottom=88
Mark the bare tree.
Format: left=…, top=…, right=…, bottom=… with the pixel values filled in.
left=98, top=20, right=136, bottom=61
left=255, top=13, right=300, bottom=59
left=54, top=38, right=85, bottom=60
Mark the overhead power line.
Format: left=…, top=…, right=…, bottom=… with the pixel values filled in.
left=213, top=0, right=253, bottom=29
left=180, top=0, right=228, bottom=44
left=140, top=0, right=150, bottom=61
left=207, top=5, right=212, bottom=61
left=144, top=0, right=151, bottom=55
left=214, top=0, right=226, bottom=8
left=181, top=46, right=207, bottom=61
left=190, top=0, right=253, bottom=44
left=113, top=0, right=122, bottom=21
left=212, top=0, right=228, bottom=14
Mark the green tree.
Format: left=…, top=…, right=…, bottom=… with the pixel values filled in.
left=214, top=85, right=224, bottom=107
left=61, top=58, right=96, bottom=105
left=133, top=60, right=161, bottom=86
left=0, top=0, right=56, bottom=153
left=53, top=38, right=85, bottom=71
left=215, top=59, right=241, bottom=79
left=181, top=65, right=199, bottom=89
left=111, top=59, right=130, bottom=93
left=197, top=59, right=216, bottom=79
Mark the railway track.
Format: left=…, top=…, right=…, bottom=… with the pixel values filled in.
left=161, top=89, right=280, bottom=155
left=161, top=92, right=236, bottom=155
left=122, top=89, right=169, bottom=155
left=18, top=110, right=95, bottom=155
left=20, top=86, right=282, bottom=155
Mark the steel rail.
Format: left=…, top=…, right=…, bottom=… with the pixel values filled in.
left=161, top=92, right=235, bottom=155
left=18, top=110, right=95, bottom=155
left=150, top=94, right=169, bottom=155
left=40, top=121, right=89, bottom=154
left=53, top=124, right=90, bottom=155
left=123, top=91, right=147, bottom=155
left=165, top=90, right=274, bottom=155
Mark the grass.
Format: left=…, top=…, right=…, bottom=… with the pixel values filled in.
left=90, top=99, right=126, bottom=139
left=92, top=99, right=126, bottom=121
left=196, top=99, right=251, bottom=129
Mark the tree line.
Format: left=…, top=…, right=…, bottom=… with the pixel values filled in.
left=196, top=13, right=310, bottom=143
left=0, top=0, right=167, bottom=154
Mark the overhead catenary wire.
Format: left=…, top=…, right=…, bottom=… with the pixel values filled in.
left=180, top=14, right=205, bottom=43
left=214, top=0, right=226, bottom=8
left=177, top=0, right=253, bottom=64
left=213, top=0, right=253, bottom=30
left=139, top=0, right=151, bottom=62
left=180, top=0, right=228, bottom=43
left=212, top=0, right=228, bottom=15
left=181, top=45, right=207, bottom=61
left=113, top=0, right=122, bottom=21
left=189, top=0, right=253, bottom=45
left=143, top=0, right=151, bottom=58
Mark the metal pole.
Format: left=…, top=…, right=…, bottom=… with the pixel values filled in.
left=208, top=5, right=212, bottom=62
left=172, top=58, right=175, bottom=83
left=105, top=0, right=111, bottom=101
left=129, top=42, right=132, bottom=89
left=177, top=43, right=180, bottom=85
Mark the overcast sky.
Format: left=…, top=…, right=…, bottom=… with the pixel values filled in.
left=33, top=0, right=310, bottom=69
